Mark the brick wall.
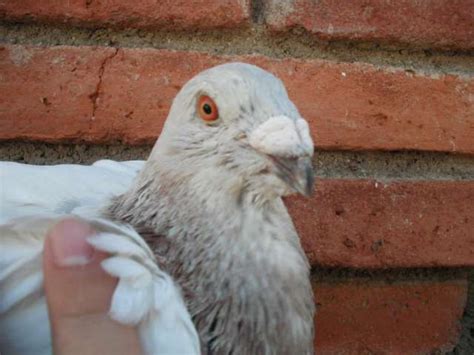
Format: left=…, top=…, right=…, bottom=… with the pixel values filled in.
left=1, top=1, right=473, bottom=353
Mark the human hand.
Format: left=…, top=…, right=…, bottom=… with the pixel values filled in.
left=43, top=218, right=142, bottom=355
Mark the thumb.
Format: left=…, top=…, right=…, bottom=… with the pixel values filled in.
left=43, top=218, right=141, bottom=355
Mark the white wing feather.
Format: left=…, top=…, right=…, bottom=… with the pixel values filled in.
left=0, top=161, right=200, bottom=355
left=0, top=160, right=143, bottom=223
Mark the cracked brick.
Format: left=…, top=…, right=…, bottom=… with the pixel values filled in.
left=0, top=45, right=473, bottom=153
left=89, top=48, right=119, bottom=121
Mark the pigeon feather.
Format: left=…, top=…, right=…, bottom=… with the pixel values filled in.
left=1, top=63, right=315, bottom=355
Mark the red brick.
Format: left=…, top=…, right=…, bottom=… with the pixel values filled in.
left=0, top=46, right=116, bottom=142
left=0, top=45, right=473, bottom=154
left=264, top=0, right=474, bottom=50
left=0, top=0, right=250, bottom=30
left=313, top=279, right=468, bottom=354
left=286, top=180, right=474, bottom=268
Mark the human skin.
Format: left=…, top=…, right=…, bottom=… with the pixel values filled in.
left=42, top=219, right=142, bottom=355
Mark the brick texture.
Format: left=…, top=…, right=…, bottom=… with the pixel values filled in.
left=1, top=45, right=473, bottom=154
left=1, top=4, right=474, bottom=353
left=287, top=180, right=474, bottom=268
left=264, top=0, right=474, bottom=50
left=0, top=0, right=250, bottom=30
left=313, top=278, right=468, bottom=354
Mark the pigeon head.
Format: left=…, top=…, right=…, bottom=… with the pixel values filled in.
left=107, top=63, right=316, bottom=354
left=150, top=62, right=314, bottom=198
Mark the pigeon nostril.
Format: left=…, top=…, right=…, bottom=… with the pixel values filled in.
left=249, top=116, right=313, bottom=158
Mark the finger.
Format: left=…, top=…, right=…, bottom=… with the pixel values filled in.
left=43, top=218, right=141, bottom=355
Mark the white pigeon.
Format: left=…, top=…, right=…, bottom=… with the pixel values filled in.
left=0, top=63, right=315, bottom=355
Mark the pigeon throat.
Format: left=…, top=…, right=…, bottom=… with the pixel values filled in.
left=106, top=166, right=314, bottom=354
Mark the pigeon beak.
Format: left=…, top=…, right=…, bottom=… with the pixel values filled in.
left=270, top=156, right=314, bottom=196
left=249, top=115, right=315, bottom=197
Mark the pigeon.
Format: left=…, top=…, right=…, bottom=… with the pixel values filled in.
left=0, top=62, right=315, bottom=354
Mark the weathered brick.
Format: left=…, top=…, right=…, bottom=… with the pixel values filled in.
left=313, top=278, right=468, bottom=354
left=0, top=0, right=250, bottom=30
left=0, top=46, right=116, bottom=142
left=0, top=45, right=473, bottom=154
left=286, top=180, right=474, bottom=268
left=263, top=0, right=474, bottom=50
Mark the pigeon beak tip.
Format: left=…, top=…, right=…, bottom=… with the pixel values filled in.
left=293, top=158, right=314, bottom=197
left=270, top=156, right=315, bottom=197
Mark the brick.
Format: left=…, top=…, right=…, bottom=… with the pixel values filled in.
left=286, top=180, right=474, bottom=268
left=313, top=278, right=468, bottom=354
left=0, top=45, right=473, bottom=154
left=0, top=46, right=117, bottom=142
left=263, top=0, right=474, bottom=50
left=0, top=0, right=250, bottom=30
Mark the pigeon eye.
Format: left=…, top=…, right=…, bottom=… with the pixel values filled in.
left=197, top=96, right=219, bottom=123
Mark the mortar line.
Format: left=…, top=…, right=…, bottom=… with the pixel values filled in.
left=0, top=22, right=473, bottom=77
left=311, top=266, right=471, bottom=283
left=1, top=142, right=473, bottom=181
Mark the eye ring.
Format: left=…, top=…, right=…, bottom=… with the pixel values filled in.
left=197, top=95, right=219, bottom=123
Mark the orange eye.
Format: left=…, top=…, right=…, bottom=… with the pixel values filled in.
left=197, top=95, right=219, bottom=122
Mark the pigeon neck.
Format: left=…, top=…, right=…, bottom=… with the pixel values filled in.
left=107, top=160, right=314, bottom=354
